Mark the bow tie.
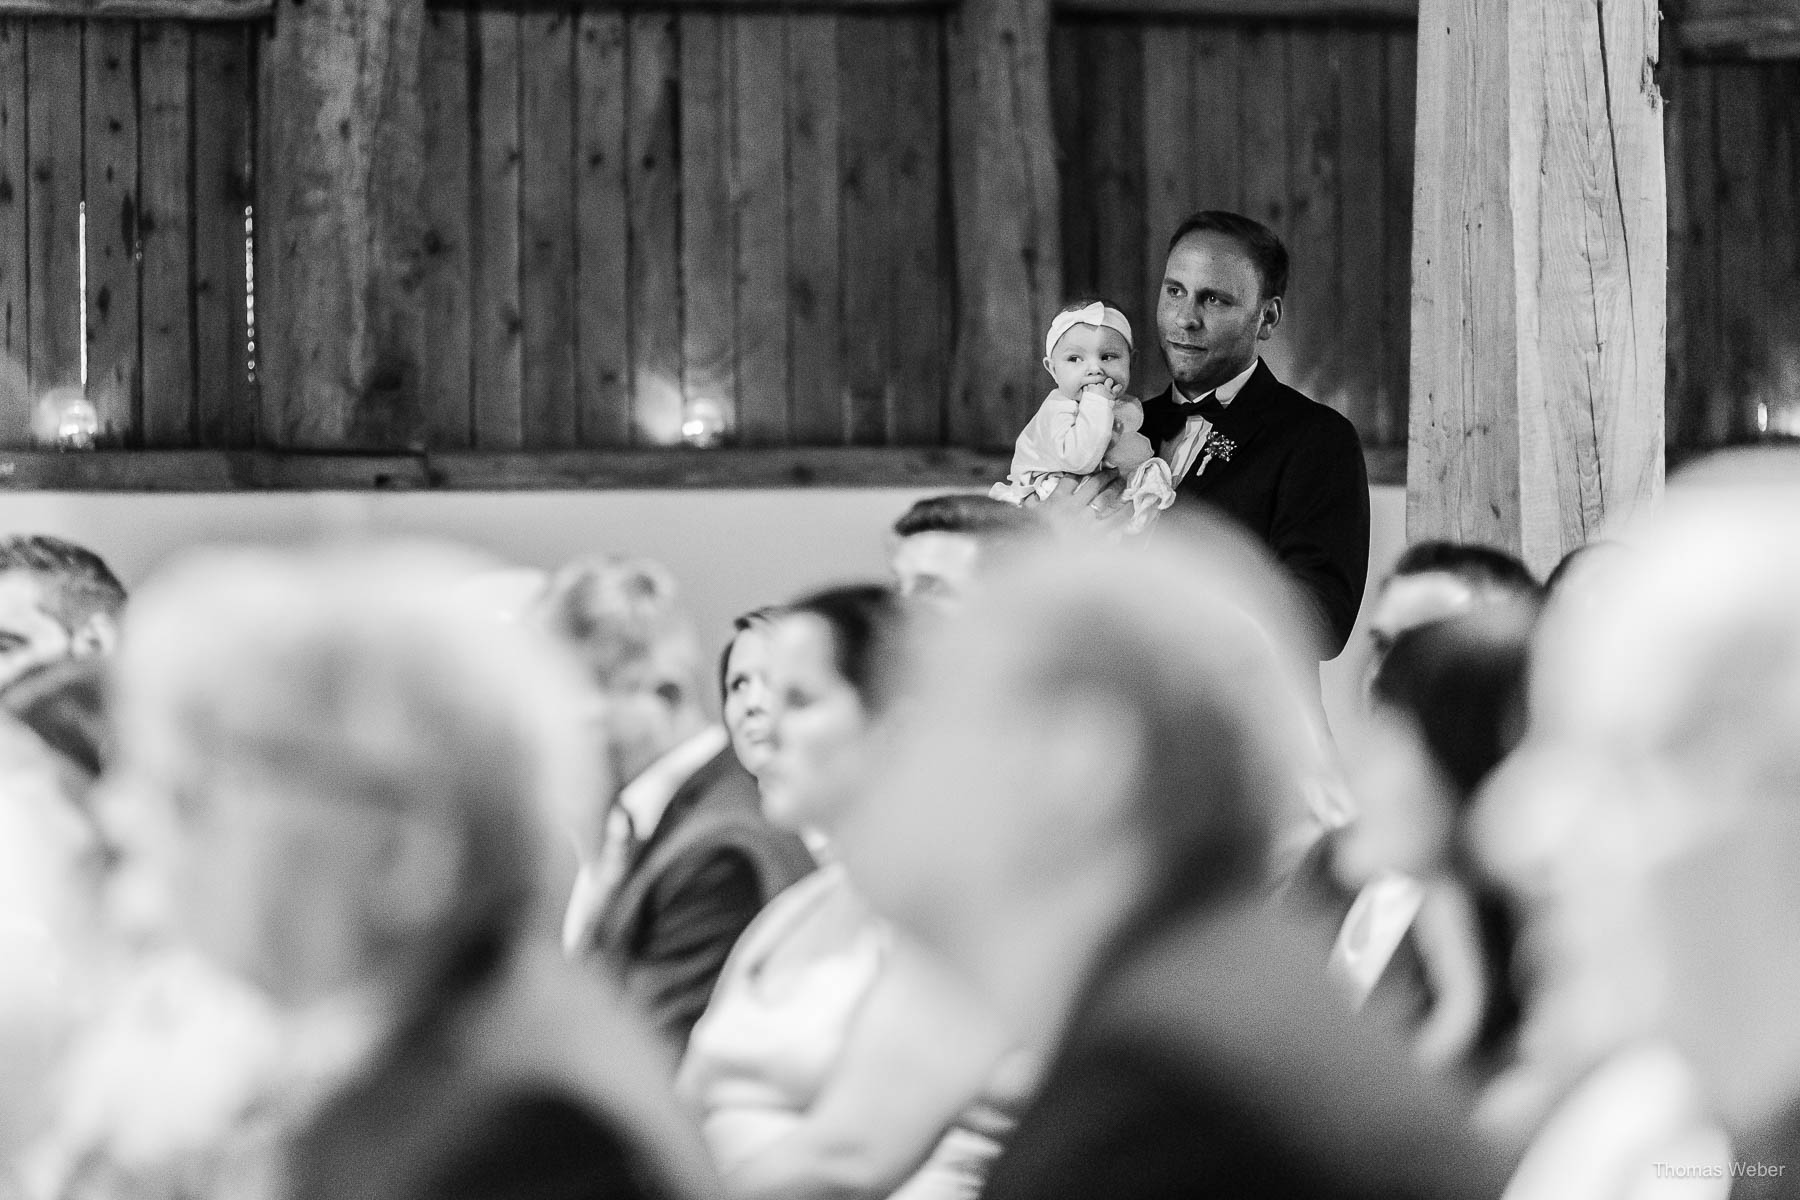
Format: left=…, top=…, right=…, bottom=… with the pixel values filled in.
left=1177, top=392, right=1226, bottom=421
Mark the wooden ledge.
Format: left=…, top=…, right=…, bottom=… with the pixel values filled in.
left=0, top=444, right=1411, bottom=491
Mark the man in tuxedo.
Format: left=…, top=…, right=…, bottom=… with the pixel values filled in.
left=1120, top=211, right=1370, bottom=661
left=540, top=557, right=813, bottom=1048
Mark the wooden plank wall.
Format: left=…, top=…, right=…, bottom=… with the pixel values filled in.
left=416, top=6, right=953, bottom=451
left=1666, top=58, right=1800, bottom=452
left=0, top=15, right=256, bottom=448
left=1054, top=15, right=1415, bottom=447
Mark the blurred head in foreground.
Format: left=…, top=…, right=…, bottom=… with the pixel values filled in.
left=757, top=584, right=906, bottom=838
left=889, top=494, right=1045, bottom=612
left=106, top=543, right=596, bottom=1010
left=1363, top=541, right=1539, bottom=694
left=0, top=535, right=127, bottom=693
left=840, top=515, right=1317, bottom=1043
left=1475, top=464, right=1800, bottom=1140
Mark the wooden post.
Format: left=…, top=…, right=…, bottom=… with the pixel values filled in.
left=1408, top=0, right=1665, bottom=575
left=258, top=0, right=426, bottom=448
left=947, top=0, right=1061, bottom=451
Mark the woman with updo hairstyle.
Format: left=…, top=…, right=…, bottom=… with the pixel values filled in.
left=680, top=584, right=1024, bottom=1200
left=104, top=543, right=715, bottom=1200
left=1334, top=603, right=1535, bottom=1080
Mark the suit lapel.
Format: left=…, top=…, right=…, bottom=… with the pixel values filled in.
left=1189, top=361, right=1278, bottom=492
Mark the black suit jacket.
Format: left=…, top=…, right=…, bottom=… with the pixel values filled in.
left=1141, top=361, right=1371, bottom=659
left=979, top=901, right=1512, bottom=1200
left=586, top=746, right=814, bottom=1047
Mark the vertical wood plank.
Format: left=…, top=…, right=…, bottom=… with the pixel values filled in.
left=0, top=19, right=30, bottom=443
left=678, top=12, right=736, bottom=436
left=1713, top=63, right=1760, bottom=443
left=732, top=14, right=789, bottom=447
left=1284, top=24, right=1340, bottom=412
left=575, top=10, right=629, bottom=448
left=418, top=8, right=473, bottom=449
left=1380, top=25, right=1413, bottom=449
left=84, top=20, right=138, bottom=444
left=947, top=0, right=1061, bottom=449
left=1087, top=21, right=1145, bottom=358
left=138, top=20, right=194, bottom=448
left=626, top=11, right=680, bottom=445
left=1757, top=63, right=1800, bottom=440
left=193, top=25, right=253, bottom=446
left=520, top=7, right=576, bottom=448
left=472, top=5, right=522, bottom=448
left=1141, top=19, right=1193, bottom=396
left=1237, top=22, right=1289, bottom=379
left=886, top=13, right=945, bottom=445
left=1051, top=19, right=1091, bottom=301
left=26, top=20, right=82, bottom=402
left=785, top=12, right=839, bottom=446
left=1189, top=23, right=1242, bottom=211
left=838, top=13, right=891, bottom=446
left=1337, top=27, right=1384, bottom=444
left=1663, top=63, right=1716, bottom=451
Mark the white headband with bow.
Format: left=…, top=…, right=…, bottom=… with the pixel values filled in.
left=1044, top=302, right=1133, bottom=361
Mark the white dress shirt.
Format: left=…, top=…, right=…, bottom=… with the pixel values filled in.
left=1161, top=356, right=1261, bottom=486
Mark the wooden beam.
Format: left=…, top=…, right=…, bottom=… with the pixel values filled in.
left=258, top=0, right=427, bottom=449
left=947, top=0, right=1061, bottom=451
left=0, top=0, right=269, bottom=18
left=0, top=445, right=1411, bottom=490
left=1409, top=0, right=1665, bottom=575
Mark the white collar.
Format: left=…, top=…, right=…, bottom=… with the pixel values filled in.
left=618, top=725, right=729, bottom=838
left=1175, top=356, right=1260, bottom=409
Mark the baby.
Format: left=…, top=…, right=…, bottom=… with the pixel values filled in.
left=990, top=300, right=1176, bottom=534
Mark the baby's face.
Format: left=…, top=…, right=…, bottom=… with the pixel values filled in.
left=1044, top=323, right=1131, bottom=401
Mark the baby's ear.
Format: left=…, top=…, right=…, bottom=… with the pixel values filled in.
left=1042, top=355, right=1056, bottom=380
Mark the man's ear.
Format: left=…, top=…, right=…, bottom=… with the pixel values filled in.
left=69, top=612, right=118, bottom=660
left=1257, top=295, right=1283, bottom=341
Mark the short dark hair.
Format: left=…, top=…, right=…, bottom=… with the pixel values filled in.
left=1167, top=210, right=1290, bottom=301
left=1390, top=541, right=1542, bottom=604
left=782, top=584, right=906, bottom=714
left=892, top=494, right=1042, bottom=543
left=0, top=535, right=126, bottom=633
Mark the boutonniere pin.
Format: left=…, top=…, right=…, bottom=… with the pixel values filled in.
left=1193, top=431, right=1237, bottom=479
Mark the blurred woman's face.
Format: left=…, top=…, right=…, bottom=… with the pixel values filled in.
left=759, top=615, right=871, bottom=833
left=1334, top=707, right=1456, bottom=887
left=723, top=625, right=776, bottom=778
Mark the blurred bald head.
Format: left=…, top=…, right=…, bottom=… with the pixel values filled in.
left=840, top=515, right=1320, bottom=1039
left=1493, top=469, right=1800, bottom=1134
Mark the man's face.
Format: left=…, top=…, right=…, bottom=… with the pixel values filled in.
left=1157, top=231, right=1280, bottom=397
left=891, top=532, right=983, bottom=612
left=0, top=573, right=73, bottom=691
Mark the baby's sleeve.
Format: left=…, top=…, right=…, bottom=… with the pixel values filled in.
left=1007, top=390, right=1113, bottom=477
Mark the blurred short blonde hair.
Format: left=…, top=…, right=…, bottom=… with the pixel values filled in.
left=111, top=541, right=597, bottom=958
left=534, top=554, right=702, bottom=696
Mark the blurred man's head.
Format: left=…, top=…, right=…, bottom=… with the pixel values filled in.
left=889, top=494, right=1043, bottom=612
left=1475, top=474, right=1800, bottom=1137
left=1365, top=542, right=1540, bottom=683
left=0, top=536, right=126, bottom=692
left=844, top=518, right=1317, bottom=1041
left=535, top=555, right=709, bottom=785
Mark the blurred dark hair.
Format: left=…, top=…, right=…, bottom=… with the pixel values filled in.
left=1390, top=541, right=1542, bottom=606
left=1, top=656, right=110, bottom=781
left=781, top=584, right=906, bottom=714
left=891, top=494, right=1042, bottom=544
left=1167, top=210, right=1290, bottom=301
left=1370, top=605, right=1536, bottom=806
left=717, top=606, right=781, bottom=706
left=0, top=534, right=127, bottom=634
